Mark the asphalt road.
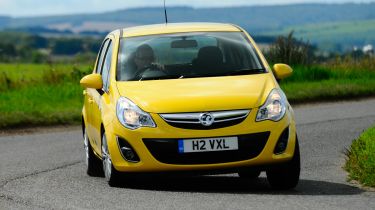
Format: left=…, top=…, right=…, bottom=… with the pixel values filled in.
left=1, top=99, right=375, bottom=210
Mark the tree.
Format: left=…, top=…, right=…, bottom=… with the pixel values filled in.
left=0, top=43, right=17, bottom=62
left=51, top=39, right=84, bottom=55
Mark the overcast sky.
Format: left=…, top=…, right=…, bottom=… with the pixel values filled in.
left=1, top=0, right=374, bottom=17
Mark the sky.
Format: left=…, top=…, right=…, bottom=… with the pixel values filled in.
left=0, top=0, right=375, bottom=17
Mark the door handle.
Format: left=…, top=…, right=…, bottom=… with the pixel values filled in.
left=88, top=98, right=94, bottom=104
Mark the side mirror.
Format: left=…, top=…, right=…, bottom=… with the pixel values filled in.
left=80, top=74, right=103, bottom=89
left=273, top=63, right=293, bottom=80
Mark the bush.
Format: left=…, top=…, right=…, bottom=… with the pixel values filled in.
left=266, top=31, right=314, bottom=66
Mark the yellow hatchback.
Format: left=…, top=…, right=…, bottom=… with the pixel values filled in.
left=80, top=23, right=300, bottom=189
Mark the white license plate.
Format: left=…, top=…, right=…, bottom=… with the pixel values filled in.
left=178, top=136, right=238, bottom=153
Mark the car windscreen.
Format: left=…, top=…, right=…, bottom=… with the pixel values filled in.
left=117, top=32, right=265, bottom=81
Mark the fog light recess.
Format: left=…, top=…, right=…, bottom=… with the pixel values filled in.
left=117, top=137, right=140, bottom=162
left=274, top=127, right=289, bottom=154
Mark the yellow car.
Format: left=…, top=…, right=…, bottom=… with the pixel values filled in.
left=80, top=23, right=300, bottom=189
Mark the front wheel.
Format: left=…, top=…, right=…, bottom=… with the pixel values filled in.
left=101, top=132, right=122, bottom=186
left=266, top=137, right=300, bottom=190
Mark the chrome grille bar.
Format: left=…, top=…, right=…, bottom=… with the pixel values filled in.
left=160, top=110, right=250, bottom=124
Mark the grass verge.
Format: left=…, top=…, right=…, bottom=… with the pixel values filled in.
left=345, top=126, right=375, bottom=187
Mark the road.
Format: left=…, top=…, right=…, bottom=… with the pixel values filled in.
left=1, top=99, right=375, bottom=210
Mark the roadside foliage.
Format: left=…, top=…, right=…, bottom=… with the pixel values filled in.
left=345, top=126, right=375, bottom=187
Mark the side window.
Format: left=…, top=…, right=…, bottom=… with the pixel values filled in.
left=101, top=40, right=113, bottom=92
left=95, top=39, right=110, bottom=74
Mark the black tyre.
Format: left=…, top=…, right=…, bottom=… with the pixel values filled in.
left=83, top=128, right=104, bottom=177
left=238, top=169, right=261, bottom=179
left=266, top=137, right=300, bottom=190
left=101, top=131, right=122, bottom=187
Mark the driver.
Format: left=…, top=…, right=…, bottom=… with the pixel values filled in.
left=134, top=44, right=155, bottom=71
left=122, top=44, right=164, bottom=80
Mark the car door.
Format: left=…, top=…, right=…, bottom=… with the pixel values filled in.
left=90, top=37, right=114, bottom=155
left=86, top=38, right=110, bottom=153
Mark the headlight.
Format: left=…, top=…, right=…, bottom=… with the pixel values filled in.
left=116, top=97, right=156, bottom=129
left=256, top=89, right=287, bottom=122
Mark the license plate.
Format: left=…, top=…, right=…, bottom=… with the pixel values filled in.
left=178, top=136, right=238, bottom=153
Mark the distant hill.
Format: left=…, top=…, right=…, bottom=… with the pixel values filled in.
left=3, top=3, right=375, bottom=33
left=1, top=3, right=375, bottom=51
left=0, top=16, right=10, bottom=27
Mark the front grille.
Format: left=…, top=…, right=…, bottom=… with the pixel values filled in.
left=143, top=132, right=270, bottom=165
left=159, top=110, right=250, bottom=130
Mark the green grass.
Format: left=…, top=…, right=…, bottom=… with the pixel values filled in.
left=281, top=79, right=375, bottom=103
left=0, top=61, right=375, bottom=128
left=0, top=82, right=82, bottom=128
left=345, top=125, right=375, bottom=187
left=0, top=63, right=90, bottom=128
left=280, top=64, right=375, bottom=102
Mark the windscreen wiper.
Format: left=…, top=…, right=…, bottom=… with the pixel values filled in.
left=226, top=68, right=266, bottom=76
left=140, top=75, right=184, bottom=81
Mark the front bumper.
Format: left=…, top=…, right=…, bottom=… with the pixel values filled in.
left=105, top=107, right=297, bottom=173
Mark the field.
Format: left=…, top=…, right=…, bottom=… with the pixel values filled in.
left=0, top=63, right=91, bottom=128
left=266, top=19, right=375, bottom=51
left=1, top=59, right=375, bottom=128
left=282, top=58, right=375, bottom=102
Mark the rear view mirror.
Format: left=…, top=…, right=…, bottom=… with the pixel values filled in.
left=273, top=64, right=293, bottom=80
left=171, top=40, right=198, bottom=48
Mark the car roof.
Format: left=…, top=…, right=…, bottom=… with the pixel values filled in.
left=119, top=22, right=242, bottom=38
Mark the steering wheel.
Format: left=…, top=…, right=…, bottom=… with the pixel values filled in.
left=133, top=65, right=151, bottom=80
left=133, top=63, right=167, bottom=80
